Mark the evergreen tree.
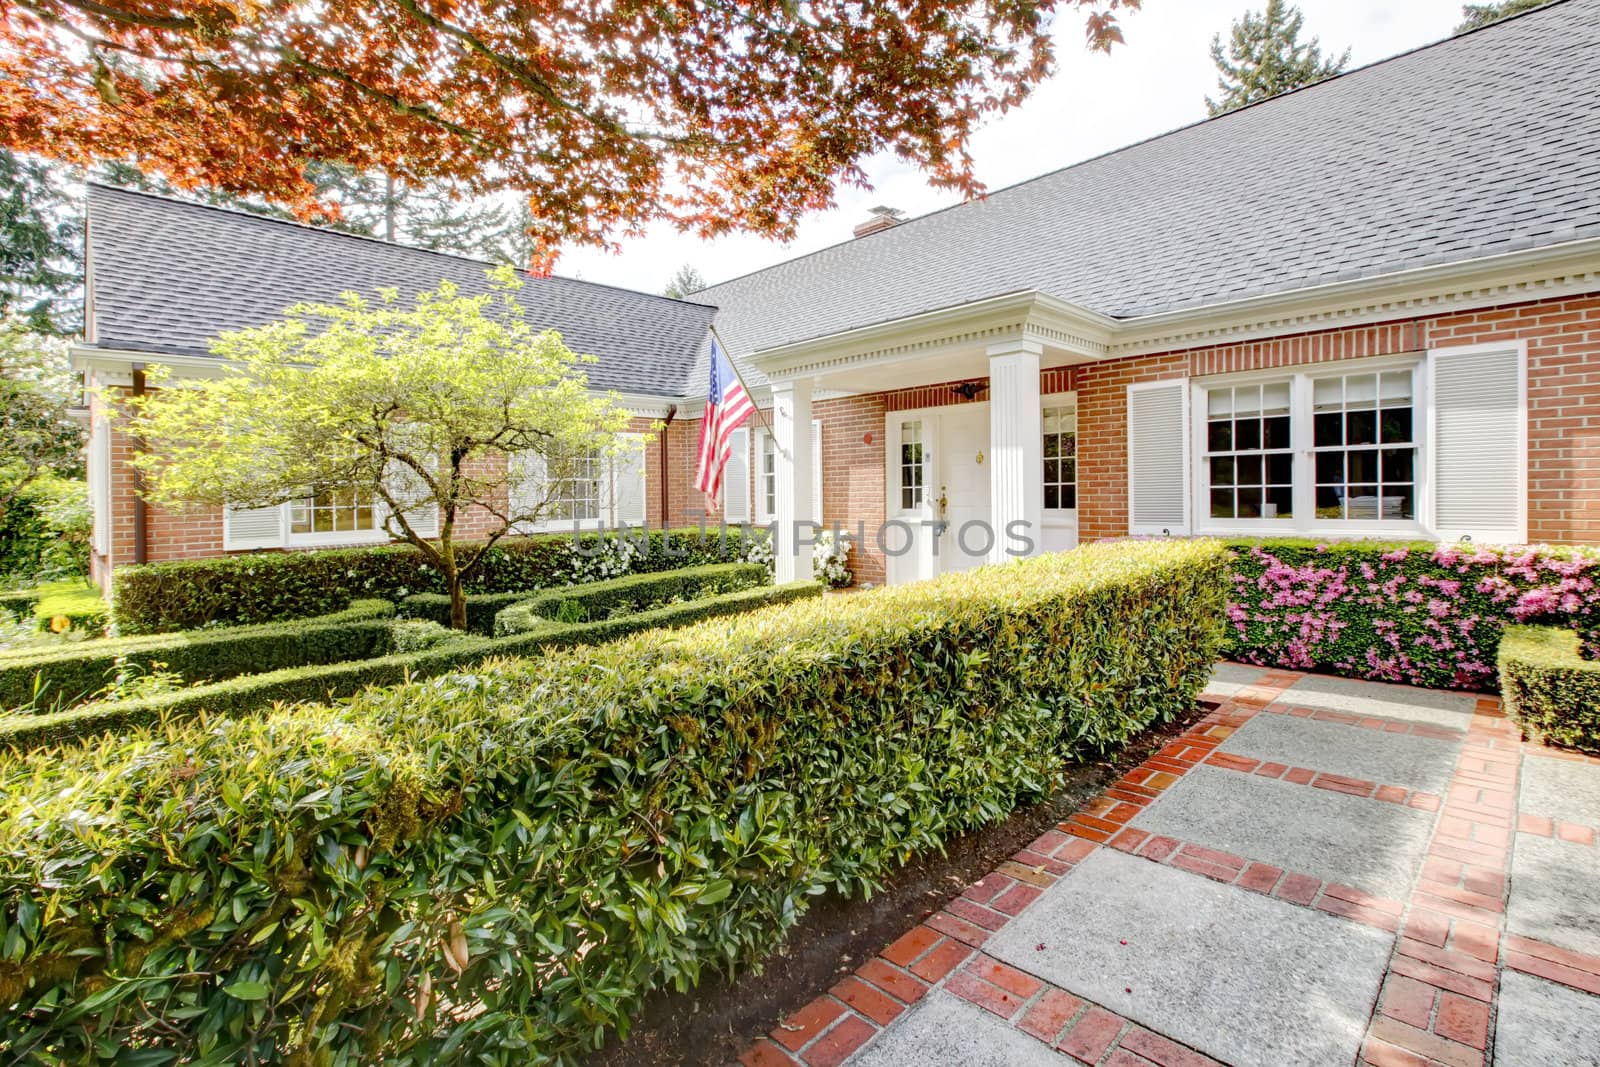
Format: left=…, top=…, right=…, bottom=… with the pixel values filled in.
left=0, top=150, right=82, bottom=334
left=663, top=264, right=707, bottom=299
left=1456, top=0, right=1549, bottom=32
left=1206, top=0, right=1350, bottom=116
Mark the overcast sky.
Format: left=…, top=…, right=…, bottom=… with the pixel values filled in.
left=558, top=0, right=1473, bottom=295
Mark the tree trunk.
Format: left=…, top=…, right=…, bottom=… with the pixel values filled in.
left=447, top=567, right=467, bottom=631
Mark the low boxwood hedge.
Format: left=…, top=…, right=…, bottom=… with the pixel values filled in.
left=1498, top=625, right=1600, bottom=753
left=1224, top=538, right=1600, bottom=691
left=30, top=580, right=108, bottom=635
left=0, top=589, right=39, bottom=616
left=0, top=600, right=396, bottom=712
left=0, top=581, right=821, bottom=752
left=0, top=539, right=1228, bottom=1063
left=494, top=561, right=771, bottom=634
left=112, top=527, right=764, bottom=634
left=400, top=561, right=772, bottom=634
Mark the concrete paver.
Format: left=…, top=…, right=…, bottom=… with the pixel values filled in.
left=1493, top=970, right=1600, bottom=1067
left=847, top=992, right=1072, bottom=1067
left=1520, top=754, right=1600, bottom=827
left=1279, top=674, right=1478, bottom=729
left=1508, top=833, right=1600, bottom=959
left=984, top=848, right=1391, bottom=1067
left=1219, top=711, right=1462, bottom=793
left=1129, top=764, right=1435, bottom=900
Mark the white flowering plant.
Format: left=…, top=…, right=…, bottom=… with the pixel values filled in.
left=813, top=529, right=853, bottom=588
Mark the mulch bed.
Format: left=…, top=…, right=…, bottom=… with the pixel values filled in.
left=591, top=699, right=1216, bottom=1066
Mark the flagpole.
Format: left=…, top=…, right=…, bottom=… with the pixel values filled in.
left=708, top=324, right=775, bottom=438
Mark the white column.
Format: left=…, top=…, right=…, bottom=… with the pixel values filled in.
left=988, top=339, right=1044, bottom=564
left=772, top=378, right=815, bottom=583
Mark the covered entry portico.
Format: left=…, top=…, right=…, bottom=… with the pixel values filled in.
left=749, top=291, right=1116, bottom=585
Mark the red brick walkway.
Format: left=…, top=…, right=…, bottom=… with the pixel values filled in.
left=739, top=667, right=1600, bottom=1067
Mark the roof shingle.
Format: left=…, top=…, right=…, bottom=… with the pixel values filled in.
left=85, top=184, right=717, bottom=397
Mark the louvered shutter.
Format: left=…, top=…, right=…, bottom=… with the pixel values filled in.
left=507, top=452, right=547, bottom=532
left=89, top=416, right=110, bottom=554
left=613, top=435, right=647, bottom=526
left=223, top=503, right=284, bottom=550
left=723, top=427, right=751, bottom=523
left=1127, top=380, right=1190, bottom=536
left=811, top=418, right=823, bottom=524
left=1430, top=345, right=1526, bottom=544
left=384, top=455, right=439, bottom=539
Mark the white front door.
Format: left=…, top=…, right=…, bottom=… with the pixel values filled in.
left=936, top=403, right=993, bottom=573
left=885, top=404, right=996, bottom=583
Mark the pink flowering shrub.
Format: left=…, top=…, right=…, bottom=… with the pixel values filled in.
left=1224, top=539, right=1600, bottom=691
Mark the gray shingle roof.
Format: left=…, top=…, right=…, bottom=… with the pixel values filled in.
left=85, top=0, right=1600, bottom=401
left=84, top=184, right=717, bottom=397
left=694, top=0, right=1600, bottom=385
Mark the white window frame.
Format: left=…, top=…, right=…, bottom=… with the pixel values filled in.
left=755, top=427, right=778, bottom=524
left=1190, top=352, right=1430, bottom=539
left=286, top=487, right=387, bottom=547
left=1041, top=392, right=1079, bottom=518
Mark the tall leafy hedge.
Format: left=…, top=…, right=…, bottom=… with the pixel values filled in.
left=112, top=527, right=763, bottom=634
left=0, top=539, right=1227, bottom=1064
left=0, top=600, right=396, bottom=712
left=1224, top=539, right=1600, bottom=691
left=1498, top=626, right=1600, bottom=753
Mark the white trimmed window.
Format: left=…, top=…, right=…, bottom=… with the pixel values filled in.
left=1204, top=381, right=1295, bottom=522
left=548, top=448, right=605, bottom=524
left=898, top=418, right=927, bottom=510
left=1194, top=359, right=1424, bottom=534
left=290, top=488, right=377, bottom=536
left=1042, top=403, right=1077, bottom=512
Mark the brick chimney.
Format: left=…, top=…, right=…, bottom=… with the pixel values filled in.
left=853, top=205, right=905, bottom=239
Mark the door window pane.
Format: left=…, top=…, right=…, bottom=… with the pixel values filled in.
left=899, top=420, right=925, bottom=510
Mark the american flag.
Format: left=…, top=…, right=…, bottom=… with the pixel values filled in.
left=694, top=337, right=755, bottom=505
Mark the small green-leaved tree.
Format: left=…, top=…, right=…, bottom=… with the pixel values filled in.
left=124, top=266, right=633, bottom=629
left=1206, top=0, right=1349, bottom=116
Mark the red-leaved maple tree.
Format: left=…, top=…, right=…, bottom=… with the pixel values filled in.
left=1, top=0, right=1138, bottom=259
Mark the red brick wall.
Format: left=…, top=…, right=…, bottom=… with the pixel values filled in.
left=92, top=291, right=1600, bottom=589
left=1077, top=294, right=1600, bottom=542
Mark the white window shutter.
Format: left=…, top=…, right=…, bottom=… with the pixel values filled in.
left=1127, top=380, right=1190, bottom=535
left=223, top=503, right=285, bottom=550
left=1430, top=344, right=1526, bottom=544
left=613, top=434, right=648, bottom=526
left=811, top=418, right=823, bottom=524
left=723, top=427, right=751, bottom=523
left=89, top=417, right=110, bottom=554
left=507, top=452, right=546, bottom=532
left=384, top=454, right=440, bottom=539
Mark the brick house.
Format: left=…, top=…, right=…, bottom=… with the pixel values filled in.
left=77, top=1, right=1600, bottom=590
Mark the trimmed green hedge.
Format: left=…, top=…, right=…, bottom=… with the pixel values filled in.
left=1499, top=626, right=1600, bottom=753
left=400, top=561, right=772, bottom=634
left=1224, top=538, right=1600, bottom=691
left=0, top=539, right=1228, bottom=1062
left=112, top=527, right=763, bottom=634
left=0, top=589, right=39, bottom=616
left=0, top=600, right=396, bottom=712
left=495, top=561, right=771, bottom=634
left=0, top=581, right=821, bottom=752
left=396, top=589, right=536, bottom=633
left=31, top=580, right=107, bottom=635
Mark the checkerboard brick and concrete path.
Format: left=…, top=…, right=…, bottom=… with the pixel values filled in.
left=739, top=665, right=1600, bottom=1067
